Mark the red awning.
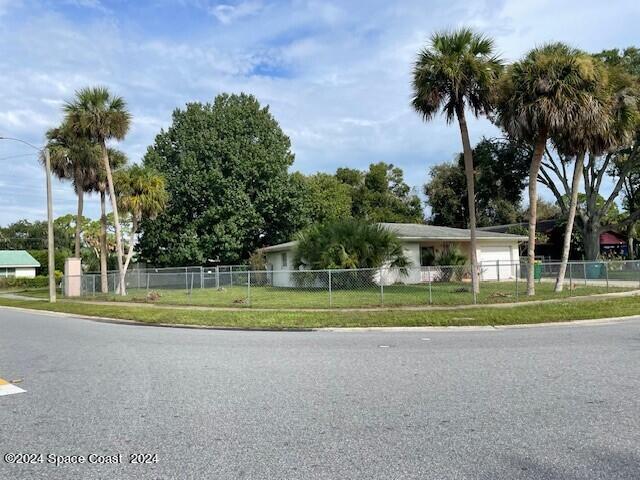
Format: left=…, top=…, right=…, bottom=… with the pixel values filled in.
left=600, top=231, right=626, bottom=245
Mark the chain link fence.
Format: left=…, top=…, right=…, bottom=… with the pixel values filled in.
left=63, top=260, right=640, bottom=309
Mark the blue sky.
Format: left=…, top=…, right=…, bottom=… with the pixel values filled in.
left=1, top=0, right=639, bottom=225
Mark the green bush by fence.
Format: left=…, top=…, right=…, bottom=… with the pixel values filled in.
left=0, top=272, right=62, bottom=290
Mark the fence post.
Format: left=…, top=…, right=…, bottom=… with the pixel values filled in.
left=328, top=269, right=332, bottom=308
left=189, top=272, right=194, bottom=296
left=146, top=273, right=150, bottom=294
left=584, top=262, right=587, bottom=286
left=638, top=260, right=640, bottom=289
left=569, top=262, right=573, bottom=296
left=112, top=274, right=116, bottom=295
left=216, top=266, right=220, bottom=289
left=185, top=268, right=189, bottom=292
left=496, top=260, right=500, bottom=282
left=247, top=270, right=251, bottom=307
left=230, top=266, right=233, bottom=287
left=428, top=266, right=433, bottom=305
left=380, top=273, right=384, bottom=306
left=200, top=266, right=204, bottom=289
left=605, top=261, right=609, bottom=292
left=515, top=263, right=519, bottom=301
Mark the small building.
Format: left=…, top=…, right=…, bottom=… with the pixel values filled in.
left=0, top=250, right=40, bottom=278
left=262, top=223, right=527, bottom=287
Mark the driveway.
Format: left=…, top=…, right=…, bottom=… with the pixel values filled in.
left=1, top=308, right=639, bottom=479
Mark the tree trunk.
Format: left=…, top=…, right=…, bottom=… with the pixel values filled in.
left=455, top=106, right=479, bottom=297
left=554, top=152, right=584, bottom=292
left=121, top=217, right=137, bottom=289
left=527, top=132, right=548, bottom=296
left=75, top=189, right=83, bottom=258
left=101, top=140, right=126, bottom=295
left=99, top=190, right=108, bottom=294
left=583, top=221, right=601, bottom=261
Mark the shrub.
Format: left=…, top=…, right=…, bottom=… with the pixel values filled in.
left=0, top=272, right=61, bottom=290
left=292, top=220, right=410, bottom=289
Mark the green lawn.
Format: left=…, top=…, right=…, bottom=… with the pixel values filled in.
left=0, top=294, right=639, bottom=329
left=38, top=281, right=630, bottom=309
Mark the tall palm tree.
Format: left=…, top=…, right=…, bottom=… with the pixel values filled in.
left=495, top=43, right=602, bottom=295
left=44, top=123, right=100, bottom=257
left=91, top=149, right=127, bottom=293
left=411, top=28, right=503, bottom=297
left=114, top=165, right=167, bottom=287
left=64, top=87, right=131, bottom=295
left=550, top=58, right=639, bottom=292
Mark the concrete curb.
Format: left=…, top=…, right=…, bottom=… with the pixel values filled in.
left=1, top=304, right=638, bottom=333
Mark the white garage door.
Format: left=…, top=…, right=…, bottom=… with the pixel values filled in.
left=478, top=246, right=514, bottom=280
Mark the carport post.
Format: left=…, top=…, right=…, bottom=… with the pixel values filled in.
left=328, top=270, right=332, bottom=308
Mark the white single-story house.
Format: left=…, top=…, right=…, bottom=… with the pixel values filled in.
left=0, top=250, right=40, bottom=278
left=262, top=223, right=527, bottom=287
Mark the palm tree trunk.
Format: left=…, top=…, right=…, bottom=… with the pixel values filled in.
left=455, top=106, right=479, bottom=297
left=554, top=152, right=584, bottom=292
left=100, top=140, right=126, bottom=295
left=123, top=217, right=137, bottom=274
left=99, top=190, right=108, bottom=294
left=75, top=189, right=83, bottom=258
left=527, top=131, right=548, bottom=296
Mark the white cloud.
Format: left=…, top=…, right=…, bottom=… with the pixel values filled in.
left=210, top=0, right=263, bottom=24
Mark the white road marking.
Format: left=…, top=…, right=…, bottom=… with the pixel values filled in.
left=0, top=383, right=26, bottom=396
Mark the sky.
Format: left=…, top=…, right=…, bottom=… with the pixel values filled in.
left=1, top=0, right=639, bottom=226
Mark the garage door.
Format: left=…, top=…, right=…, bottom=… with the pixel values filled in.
left=478, top=246, right=514, bottom=281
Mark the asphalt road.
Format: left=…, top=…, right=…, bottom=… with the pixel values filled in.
left=1, top=309, right=639, bottom=480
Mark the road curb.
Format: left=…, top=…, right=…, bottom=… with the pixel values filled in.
left=1, top=304, right=639, bottom=333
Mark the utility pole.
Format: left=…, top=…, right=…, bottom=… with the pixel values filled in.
left=44, top=147, right=56, bottom=302
left=0, top=137, right=56, bottom=302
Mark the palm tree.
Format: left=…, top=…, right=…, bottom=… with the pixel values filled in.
left=411, top=28, right=503, bottom=298
left=549, top=57, right=639, bottom=292
left=64, top=87, right=131, bottom=295
left=495, top=43, right=603, bottom=295
left=114, top=165, right=167, bottom=286
left=44, top=123, right=100, bottom=257
left=91, top=149, right=127, bottom=293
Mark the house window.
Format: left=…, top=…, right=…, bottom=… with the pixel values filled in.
left=420, top=247, right=435, bottom=267
left=281, top=252, right=288, bottom=267
left=0, top=267, right=16, bottom=278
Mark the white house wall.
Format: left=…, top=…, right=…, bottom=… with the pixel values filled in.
left=14, top=267, right=36, bottom=279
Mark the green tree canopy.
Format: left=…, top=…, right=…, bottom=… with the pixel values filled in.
left=139, top=93, right=308, bottom=266
left=424, top=138, right=530, bottom=227
left=336, top=162, right=424, bottom=223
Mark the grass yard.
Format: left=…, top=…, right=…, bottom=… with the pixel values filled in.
left=26, top=280, right=631, bottom=309
left=0, top=294, right=639, bottom=329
